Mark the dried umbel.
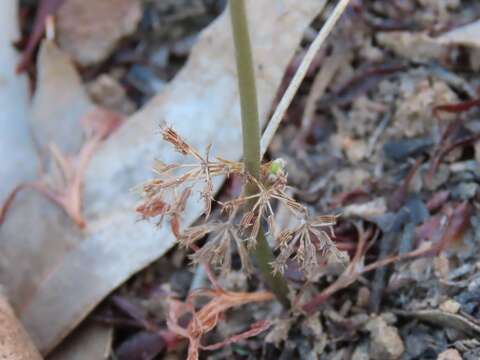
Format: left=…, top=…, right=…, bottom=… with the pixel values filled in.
left=137, top=123, right=243, bottom=222
left=137, top=123, right=339, bottom=276
left=272, top=215, right=341, bottom=276
left=180, top=221, right=253, bottom=275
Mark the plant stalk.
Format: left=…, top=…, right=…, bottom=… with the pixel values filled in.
left=229, top=0, right=290, bottom=307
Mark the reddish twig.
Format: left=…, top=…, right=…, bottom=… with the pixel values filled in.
left=426, top=132, right=480, bottom=187
left=433, top=98, right=480, bottom=118
left=167, top=289, right=274, bottom=360
left=387, top=158, right=422, bottom=211
left=17, top=0, right=66, bottom=73
left=0, top=108, right=122, bottom=228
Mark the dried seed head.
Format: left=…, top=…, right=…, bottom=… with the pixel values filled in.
left=187, top=223, right=253, bottom=275
left=161, top=124, right=193, bottom=155
left=272, top=215, right=339, bottom=275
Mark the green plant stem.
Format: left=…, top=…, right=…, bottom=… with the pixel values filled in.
left=229, top=0, right=290, bottom=308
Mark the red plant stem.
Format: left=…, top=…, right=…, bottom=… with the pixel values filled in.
left=433, top=98, right=480, bottom=117
left=17, top=0, right=66, bottom=73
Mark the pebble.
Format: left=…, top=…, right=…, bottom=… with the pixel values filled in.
left=439, top=299, right=461, bottom=314
left=437, top=348, right=462, bottom=360
left=365, top=316, right=405, bottom=360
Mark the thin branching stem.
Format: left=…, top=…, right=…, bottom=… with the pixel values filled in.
left=229, top=0, right=290, bottom=307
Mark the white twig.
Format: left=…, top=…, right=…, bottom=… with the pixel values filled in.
left=260, top=0, right=352, bottom=157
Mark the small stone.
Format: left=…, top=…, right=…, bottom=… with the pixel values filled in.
left=352, top=342, right=369, bottom=360
left=366, top=316, right=405, bottom=360
left=87, top=74, right=135, bottom=115
left=451, top=182, right=479, bottom=201
left=343, top=197, right=387, bottom=219
left=265, top=318, right=293, bottom=346
left=301, top=314, right=323, bottom=337
left=381, top=312, right=398, bottom=325
left=437, top=348, right=462, bottom=360
left=425, top=164, right=450, bottom=190
left=218, top=271, right=248, bottom=292
left=356, top=286, right=370, bottom=308
left=439, top=299, right=461, bottom=314
left=433, top=255, right=450, bottom=281
left=57, top=0, right=142, bottom=66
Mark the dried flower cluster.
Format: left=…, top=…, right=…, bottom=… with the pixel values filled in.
left=137, top=123, right=340, bottom=276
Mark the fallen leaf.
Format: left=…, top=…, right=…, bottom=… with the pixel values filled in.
left=0, top=0, right=37, bottom=205
left=0, top=0, right=325, bottom=355
left=0, top=39, right=97, bottom=316
left=30, top=40, right=93, bottom=154
left=0, top=289, right=42, bottom=360
left=437, top=20, right=480, bottom=48
left=0, top=106, right=123, bottom=227
left=47, top=320, right=112, bottom=360
left=56, top=0, right=142, bottom=66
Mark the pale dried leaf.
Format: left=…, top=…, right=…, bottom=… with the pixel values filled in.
left=437, top=20, right=480, bottom=48
left=47, top=320, right=112, bottom=360
left=0, top=0, right=37, bottom=205
left=0, top=40, right=94, bottom=317
left=0, top=290, right=42, bottom=360
left=31, top=40, right=93, bottom=154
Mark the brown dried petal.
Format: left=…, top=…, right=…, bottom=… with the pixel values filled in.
left=161, top=126, right=192, bottom=155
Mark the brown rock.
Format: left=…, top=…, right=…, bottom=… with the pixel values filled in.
left=57, top=0, right=142, bottom=66
left=437, top=348, right=462, bottom=360
left=439, top=299, right=461, bottom=314
left=87, top=74, right=135, bottom=115
left=366, top=316, right=405, bottom=360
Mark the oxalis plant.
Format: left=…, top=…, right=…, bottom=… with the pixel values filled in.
left=138, top=0, right=342, bottom=317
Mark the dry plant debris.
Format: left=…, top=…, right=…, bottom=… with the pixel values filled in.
left=137, top=124, right=341, bottom=277
left=167, top=288, right=274, bottom=360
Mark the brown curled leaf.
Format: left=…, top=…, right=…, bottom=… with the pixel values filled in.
left=167, top=289, right=274, bottom=360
